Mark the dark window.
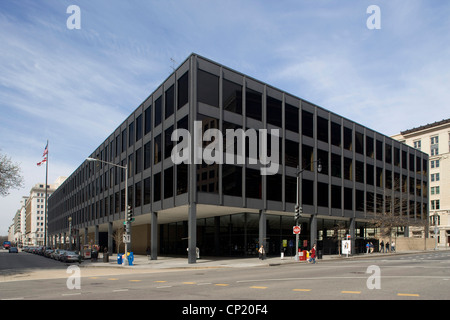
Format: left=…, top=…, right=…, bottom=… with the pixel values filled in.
left=129, top=122, right=134, bottom=147
left=331, top=185, right=341, bottom=209
left=385, top=144, right=392, bottom=164
left=197, top=69, right=219, bottom=107
left=344, top=127, right=352, bottom=151
left=285, top=139, right=299, bottom=168
left=285, top=175, right=297, bottom=203
left=366, top=136, right=374, bottom=158
left=344, top=187, right=352, bottom=210
left=285, top=103, right=299, bottom=133
left=178, top=71, right=189, bottom=109
left=302, top=179, right=314, bottom=205
left=246, top=168, right=262, bottom=199
left=344, top=157, right=352, bottom=181
left=317, top=116, right=328, bottom=143
left=302, top=145, right=314, bottom=171
left=246, top=88, right=262, bottom=121
left=135, top=181, right=142, bottom=208
left=223, top=165, right=242, bottom=197
left=356, top=190, right=364, bottom=212
left=355, top=160, right=364, bottom=183
left=331, top=153, right=341, bottom=178
left=165, top=126, right=174, bottom=159
left=153, top=172, right=161, bottom=202
left=155, top=96, right=162, bottom=127
left=302, top=110, right=314, bottom=138
left=331, top=122, right=341, bottom=147
left=135, top=147, right=142, bottom=174
left=223, top=78, right=242, bottom=114
left=355, top=132, right=364, bottom=154
left=144, top=106, right=151, bottom=135
left=154, top=134, right=161, bottom=164
left=164, top=167, right=173, bottom=199
left=165, top=85, right=174, bottom=119
left=366, top=163, right=374, bottom=185
left=267, top=174, right=282, bottom=201
left=176, top=164, right=188, bottom=195
left=144, top=142, right=151, bottom=170
left=136, top=115, right=142, bottom=142
left=317, top=149, right=328, bottom=175
left=394, top=148, right=400, bottom=167
left=122, top=129, right=127, bottom=153
left=144, top=177, right=151, bottom=205
left=266, top=96, right=282, bottom=127
left=317, top=182, right=328, bottom=207
left=376, top=140, right=383, bottom=161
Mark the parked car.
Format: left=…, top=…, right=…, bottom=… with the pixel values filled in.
left=51, top=249, right=67, bottom=261
left=44, top=249, right=54, bottom=258
left=60, top=251, right=80, bottom=263
left=8, top=247, right=18, bottom=253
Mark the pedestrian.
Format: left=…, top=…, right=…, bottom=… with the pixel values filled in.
left=308, top=244, right=317, bottom=264
left=366, top=242, right=370, bottom=254
left=258, top=245, right=266, bottom=260
left=146, top=246, right=151, bottom=260
left=386, top=242, right=390, bottom=252
left=369, top=242, right=374, bottom=254
left=380, top=240, right=384, bottom=253
left=391, top=241, right=395, bottom=252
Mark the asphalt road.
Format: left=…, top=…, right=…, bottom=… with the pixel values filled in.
left=1, top=249, right=450, bottom=304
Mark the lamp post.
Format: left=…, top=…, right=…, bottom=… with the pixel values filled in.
left=68, top=216, right=72, bottom=251
left=295, top=159, right=322, bottom=261
left=86, top=157, right=129, bottom=265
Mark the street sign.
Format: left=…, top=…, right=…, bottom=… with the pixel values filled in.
left=293, top=226, right=301, bottom=234
left=123, top=234, right=131, bottom=244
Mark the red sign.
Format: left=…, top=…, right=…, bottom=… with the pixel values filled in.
left=293, top=226, right=301, bottom=234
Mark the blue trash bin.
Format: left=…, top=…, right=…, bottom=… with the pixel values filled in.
left=128, top=252, right=134, bottom=266
left=117, top=253, right=123, bottom=265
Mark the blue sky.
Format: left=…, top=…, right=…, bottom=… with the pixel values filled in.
left=1, top=0, right=449, bottom=235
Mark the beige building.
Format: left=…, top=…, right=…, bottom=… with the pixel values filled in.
left=24, top=177, right=66, bottom=246
left=392, top=118, right=450, bottom=248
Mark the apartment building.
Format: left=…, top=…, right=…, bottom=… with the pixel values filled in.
left=392, top=118, right=450, bottom=247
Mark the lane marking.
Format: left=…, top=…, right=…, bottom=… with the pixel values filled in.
left=397, top=293, right=420, bottom=297
left=108, top=278, right=119, bottom=281
left=293, top=289, right=311, bottom=292
left=183, top=282, right=196, bottom=284
left=113, top=289, right=129, bottom=292
left=341, top=291, right=361, bottom=294
left=61, top=292, right=81, bottom=296
left=155, top=281, right=167, bottom=283
left=215, top=284, right=229, bottom=286
left=250, top=286, right=268, bottom=289
left=129, top=280, right=141, bottom=282
left=156, top=285, right=172, bottom=288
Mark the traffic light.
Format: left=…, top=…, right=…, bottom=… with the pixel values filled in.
left=127, top=205, right=133, bottom=222
left=294, top=205, right=302, bottom=222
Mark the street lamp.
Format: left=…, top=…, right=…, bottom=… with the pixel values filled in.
left=295, top=159, right=322, bottom=261
left=86, top=157, right=130, bottom=265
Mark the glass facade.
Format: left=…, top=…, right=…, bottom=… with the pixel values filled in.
left=48, top=54, right=429, bottom=258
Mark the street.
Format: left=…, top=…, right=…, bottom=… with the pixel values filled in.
left=1, top=249, right=450, bottom=302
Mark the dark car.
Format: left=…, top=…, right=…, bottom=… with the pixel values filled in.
left=9, top=247, right=18, bottom=253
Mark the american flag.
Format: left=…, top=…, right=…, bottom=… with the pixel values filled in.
left=37, top=142, right=48, bottom=166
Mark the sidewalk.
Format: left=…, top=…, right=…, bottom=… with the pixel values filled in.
left=81, top=249, right=439, bottom=270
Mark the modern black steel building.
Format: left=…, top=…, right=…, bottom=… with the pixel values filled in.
left=48, top=53, right=429, bottom=263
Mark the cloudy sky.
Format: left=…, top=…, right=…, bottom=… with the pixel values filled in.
left=1, top=0, right=449, bottom=235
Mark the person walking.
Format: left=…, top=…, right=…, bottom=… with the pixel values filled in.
left=308, top=244, right=317, bottom=264
left=380, top=240, right=384, bottom=253
left=258, top=245, right=266, bottom=260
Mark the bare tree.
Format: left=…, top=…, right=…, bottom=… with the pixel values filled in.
left=0, top=150, right=24, bottom=196
left=368, top=190, right=427, bottom=252
left=112, top=228, right=124, bottom=254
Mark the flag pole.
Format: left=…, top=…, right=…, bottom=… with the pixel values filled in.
left=44, top=140, right=48, bottom=247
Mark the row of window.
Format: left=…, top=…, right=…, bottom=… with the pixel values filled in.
left=414, top=134, right=450, bottom=156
